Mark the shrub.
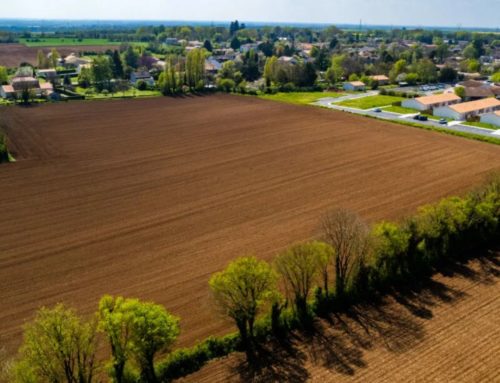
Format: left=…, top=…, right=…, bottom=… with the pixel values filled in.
left=136, top=80, right=147, bottom=91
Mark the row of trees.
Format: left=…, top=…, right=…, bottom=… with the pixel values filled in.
left=4, top=175, right=499, bottom=381
left=158, top=48, right=206, bottom=94
left=10, top=297, right=180, bottom=383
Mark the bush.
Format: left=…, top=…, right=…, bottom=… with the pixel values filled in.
left=0, top=134, right=9, bottom=163
left=136, top=80, right=147, bottom=91
left=157, top=333, right=239, bottom=382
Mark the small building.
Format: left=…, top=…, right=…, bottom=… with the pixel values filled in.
left=1, top=76, right=53, bottom=98
left=130, top=71, right=155, bottom=87
left=204, top=57, right=222, bottom=74
left=63, top=54, right=91, bottom=68
left=463, top=86, right=495, bottom=101
left=402, top=93, right=461, bottom=111
left=36, top=69, right=58, bottom=81
left=278, top=56, right=298, bottom=65
left=165, top=38, right=179, bottom=45
left=434, top=98, right=500, bottom=120
left=480, top=111, right=500, bottom=127
left=343, top=81, right=366, bottom=91
left=370, top=75, right=390, bottom=85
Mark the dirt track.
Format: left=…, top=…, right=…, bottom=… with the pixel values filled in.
left=180, top=253, right=500, bottom=383
left=0, top=95, right=499, bottom=356
left=0, top=44, right=118, bottom=67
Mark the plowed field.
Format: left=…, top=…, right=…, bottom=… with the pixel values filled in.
left=0, top=95, right=499, bottom=356
left=0, top=44, right=118, bottom=67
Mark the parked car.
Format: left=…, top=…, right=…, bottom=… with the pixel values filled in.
left=439, top=118, right=448, bottom=125
left=374, top=108, right=382, bottom=113
left=413, top=114, right=428, bottom=121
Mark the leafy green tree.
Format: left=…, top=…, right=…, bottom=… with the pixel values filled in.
left=92, top=55, right=113, bottom=91
left=186, top=48, right=205, bottom=90
left=467, top=59, right=481, bottom=73
left=230, top=36, right=241, bottom=50
left=416, top=59, right=437, bottom=83
left=36, top=50, right=48, bottom=69
left=0, top=66, right=7, bottom=85
left=203, top=39, right=213, bottom=52
left=127, top=300, right=180, bottom=382
left=454, top=86, right=465, bottom=99
left=274, top=242, right=326, bottom=322
left=209, top=256, right=277, bottom=357
left=438, top=66, right=458, bottom=83
left=263, top=56, right=278, bottom=87
left=406, top=72, right=419, bottom=85
left=50, top=48, right=60, bottom=68
left=123, top=46, right=139, bottom=70
left=100, top=296, right=179, bottom=383
left=111, top=50, right=124, bottom=79
left=241, top=49, right=260, bottom=82
left=492, top=72, right=500, bottom=83
left=217, top=78, right=235, bottom=92
left=325, top=55, right=345, bottom=86
left=13, top=304, right=98, bottom=383
left=389, top=59, right=407, bottom=82
left=78, top=67, right=93, bottom=88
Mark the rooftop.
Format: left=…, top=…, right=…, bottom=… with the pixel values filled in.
left=348, top=81, right=365, bottom=86
left=450, top=98, right=500, bottom=114
left=415, top=93, right=461, bottom=105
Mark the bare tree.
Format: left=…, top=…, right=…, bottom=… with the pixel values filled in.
left=320, top=208, right=370, bottom=297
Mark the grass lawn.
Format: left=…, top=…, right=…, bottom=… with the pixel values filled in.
left=75, top=87, right=162, bottom=100
left=463, top=121, right=498, bottom=130
left=337, top=95, right=404, bottom=109
left=383, top=105, right=418, bottom=114
left=258, top=91, right=344, bottom=105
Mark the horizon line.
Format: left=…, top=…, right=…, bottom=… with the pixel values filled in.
left=0, top=17, right=499, bottom=31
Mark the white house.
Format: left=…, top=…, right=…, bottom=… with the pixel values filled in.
left=434, top=98, right=500, bottom=120
left=343, top=81, right=366, bottom=91
left=480, top=111, right=500, bottom=127
left=402, top=93, right=461, bottom=111
left=130, top=71, right=155, bottom=87
left=1, top=76, right=53, bottom=99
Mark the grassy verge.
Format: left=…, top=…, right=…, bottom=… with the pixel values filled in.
left=257, top=91, right=344, bottom=105
left=383, top=105, right=418, bottom=114
left=463, top=121, right=498, bottom=130
left=366, top=114, right=500, bottom=145
left=0, top=133, right=11, bottom=163
left=74, top=87, right=162, bottom=100
left=336, top=95, right=404, bottom=109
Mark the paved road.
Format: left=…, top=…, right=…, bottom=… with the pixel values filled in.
left=313, top=95, right=500, bottom=139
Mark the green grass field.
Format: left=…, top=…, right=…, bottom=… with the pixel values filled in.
left=336, top=95, right=404, bottom=109
left=383, top=105, right=418, bottom=114
left=463, top=121, right=499, bottom=130
left=20, top=38, right=119, bottom=47
left=258, top=92, right=344, bottom=105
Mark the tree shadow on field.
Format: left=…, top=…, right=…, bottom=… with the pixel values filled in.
left=231, top=336, right=310, bottom=382
left=231, top=250, right=499, bottom=380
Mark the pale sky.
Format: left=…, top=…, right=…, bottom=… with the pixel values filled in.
left=2, top=0, right=500, bottom=29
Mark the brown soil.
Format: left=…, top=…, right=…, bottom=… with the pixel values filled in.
left=0, top=44, right=118, bottom=67
left=179, top=253, right=500, bottom=383
left=0, top=94, right=499, bottom=357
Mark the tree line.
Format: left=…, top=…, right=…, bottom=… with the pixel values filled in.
left=2, top=175, right=499, bottom=382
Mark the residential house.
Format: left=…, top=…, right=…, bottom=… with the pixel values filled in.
left=36, top=69, right=58, bottom=82
left=402, top=93, right=461, bottom=111
left=433, top=98, right=500, bottom=120
left=63, top=53, right=91, bottom=68
left=130, top=71, right=155, bottom=87
left=1, top=76, right=53, bottom=98
left=480, top=111, right=500, bottom=127
left=165, top=37, right=179, bottom=45
left=204, top=57, right=222, bottom=74
left=370, top=75, right=390, bottom=85
left=343, top=81, right=366, bottom=91
left=240, top=43, right=259, bottom=53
